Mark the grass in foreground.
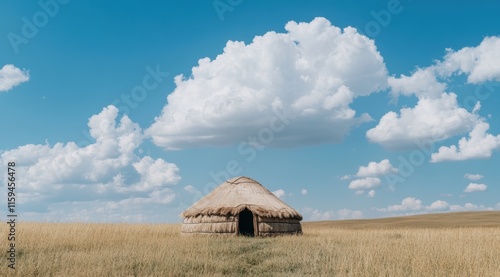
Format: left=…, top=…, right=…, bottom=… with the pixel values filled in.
left=1, top=212, right=500, bottom=276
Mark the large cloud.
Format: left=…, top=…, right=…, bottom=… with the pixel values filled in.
left=1, top=106, right=181, bottom=221
left=147, top=17, right=388, bottom=149
left=0, top=64, right=29, bottom=92
left=437, top=36, right=500, bottom=83
left=367, top=93, right=479, bottom=149
left=367, top=36, right=500, bottom=150
left=431, top=122, right=500, bottom=162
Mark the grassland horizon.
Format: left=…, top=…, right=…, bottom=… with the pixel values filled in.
left=2, top=211, right=500, bottom=276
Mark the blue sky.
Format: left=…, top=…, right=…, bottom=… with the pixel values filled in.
left=1, top=0, right=500, bottom=222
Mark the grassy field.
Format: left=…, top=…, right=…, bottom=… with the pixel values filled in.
left=1, top=211, right=500, bottom=276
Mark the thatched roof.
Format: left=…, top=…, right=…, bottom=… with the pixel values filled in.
left=181, top=176, right=303, bottom=220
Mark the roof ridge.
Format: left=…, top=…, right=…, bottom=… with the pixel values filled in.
left=227, top=176, right=258, bottom=185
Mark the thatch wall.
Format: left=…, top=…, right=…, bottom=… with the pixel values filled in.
left=181, top=215, right=302, bottom=236
left=181, top=215, right=236, bottom=235
left=258, top=217, right=302, bottom=236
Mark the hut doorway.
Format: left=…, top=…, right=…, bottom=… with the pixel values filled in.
left=238, top=208, right=255, bottom=237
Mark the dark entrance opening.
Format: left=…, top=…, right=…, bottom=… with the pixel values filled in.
left=238, top=208, right=254, bottom=237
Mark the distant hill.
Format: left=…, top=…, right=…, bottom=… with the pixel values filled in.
left=304, top=211, right=500, bottom=229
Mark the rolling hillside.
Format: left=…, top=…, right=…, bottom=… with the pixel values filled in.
left=304, top=211, right=500, bottom=229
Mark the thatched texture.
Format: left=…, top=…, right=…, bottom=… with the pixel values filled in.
left=181, top=176, right=302, bottom=219
left=181, top=176, right=302, bottom=236
left=258, top=218, right=302, bottom=236
left=181, top=215, right=236, bottom=235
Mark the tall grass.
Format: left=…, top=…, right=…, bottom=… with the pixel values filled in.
left=1, top=222, right=500, bottom=276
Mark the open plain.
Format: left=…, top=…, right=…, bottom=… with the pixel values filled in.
left=1, top=211, right=500, bottom=276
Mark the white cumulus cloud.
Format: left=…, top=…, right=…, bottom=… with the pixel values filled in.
left=2, top=106, right=145, bottom=190
left=388, top=68, right=446, bottom=99
left=19, top=191, right=178, bottom=223
left=367, top=92, right=479, bottom=149
left=450, top=203, right=494, bottom=212
left=426, top=200, right=449, bottom=211
left=348, top=159, right=396, bottom=195
left=356, top=159, right=398, bottom=177
left=368, top=36, right=500, bottom=150
left=147, top=17, right=388, bottom=149
left=464, top=183, right=487, bottom=193
left=301, top=189, right=308, bottom=195
left=376, top=198, right=492, bottom=215
left=129, top=156, right=180, bottom=192
left=348, top=177, right=381, bottom=190
left=431, top=122, right=500, bottom=162
left=437, top=36, right=500, bottom=83
left=0, top=64, right=29, bottom=92
left=0, top=105, right=181, bottom=221
left=377, top=197, right=423, bottom=212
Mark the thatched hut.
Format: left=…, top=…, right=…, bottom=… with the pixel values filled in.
left=181, top=176, right=302, bottom=236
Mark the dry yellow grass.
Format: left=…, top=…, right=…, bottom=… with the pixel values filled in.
left=1, top=212, right=500, bottom=276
